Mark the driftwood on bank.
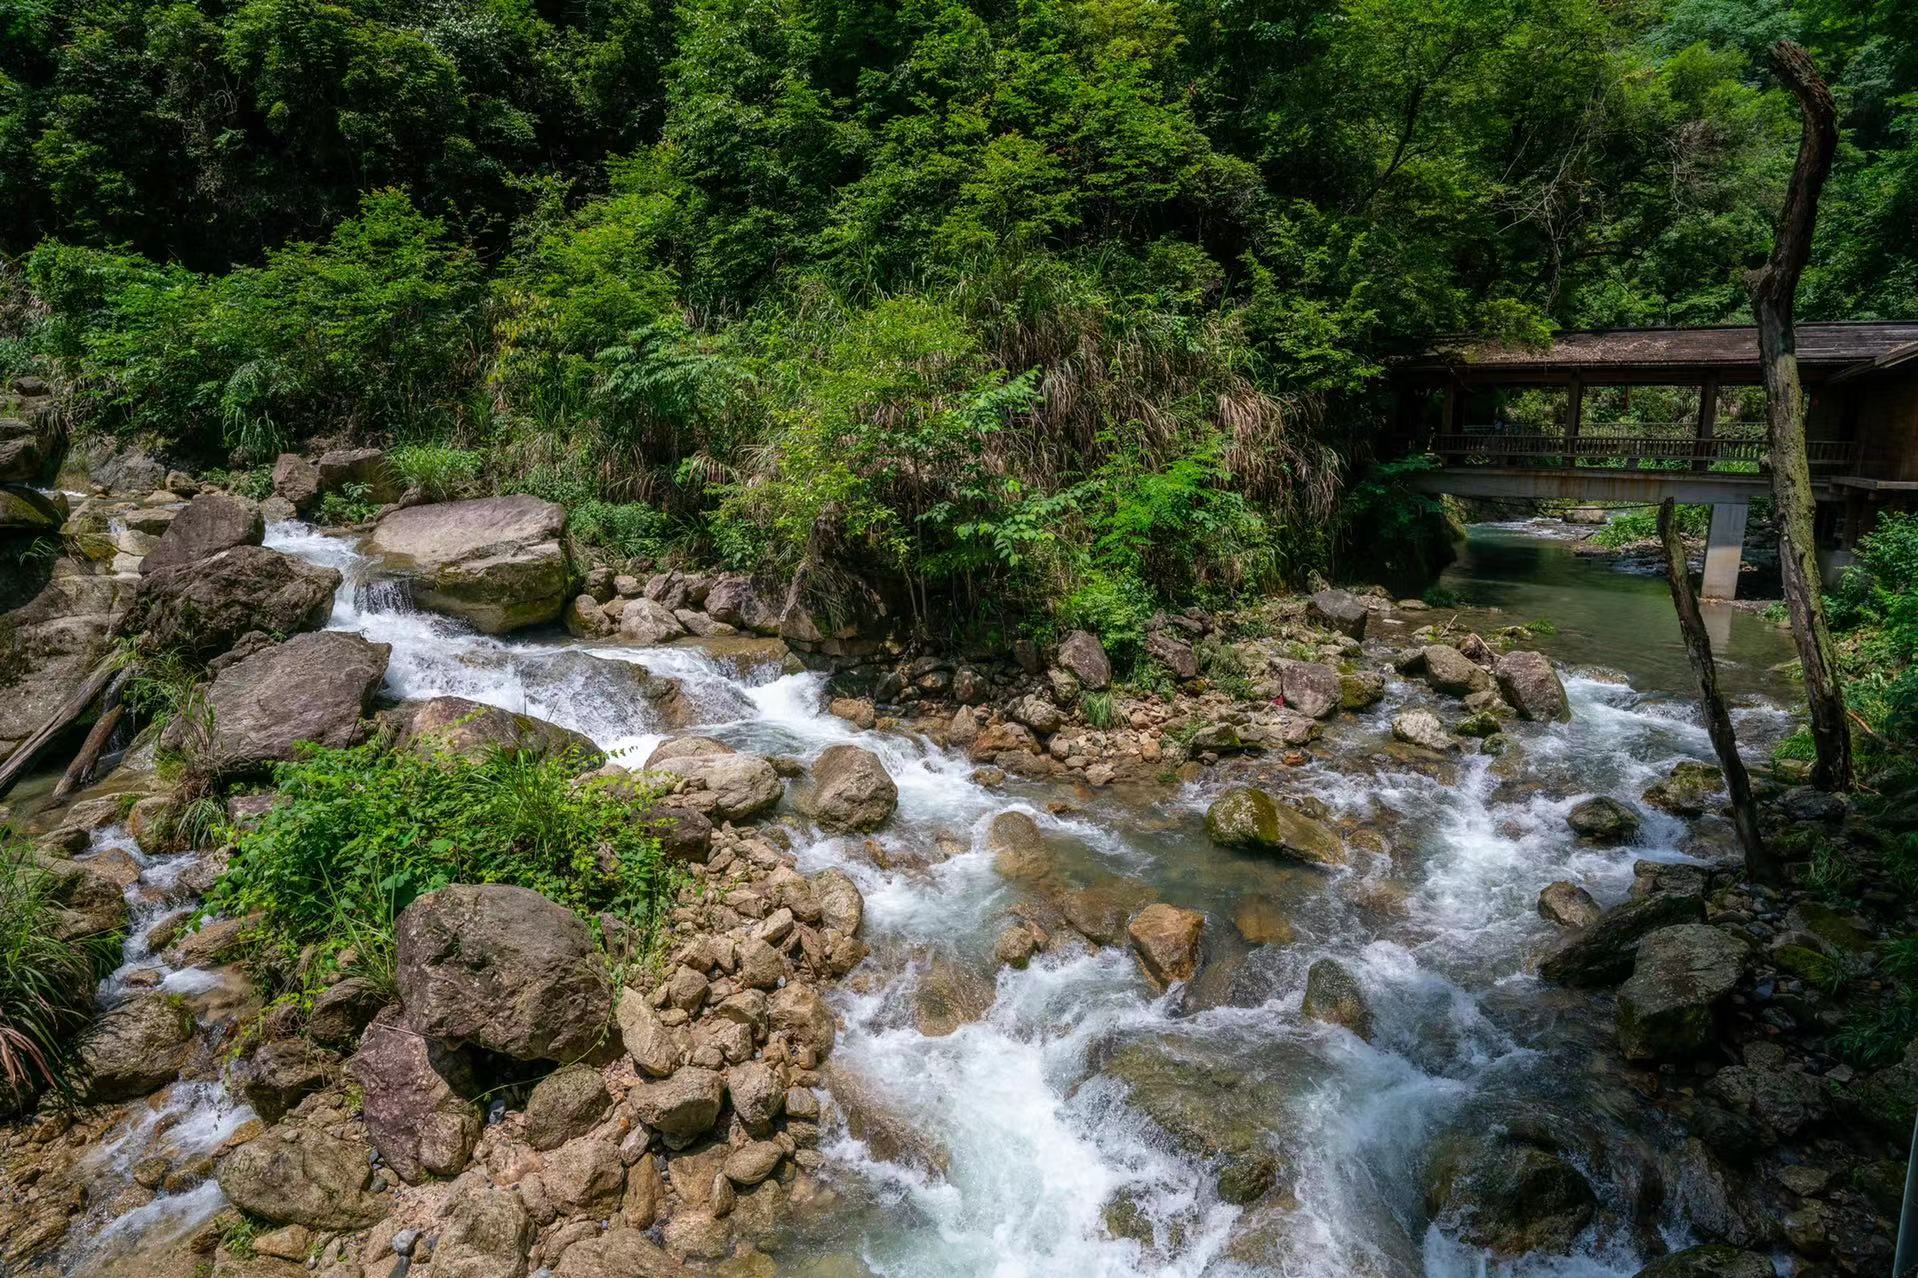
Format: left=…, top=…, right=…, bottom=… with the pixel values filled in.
left=0, top=661, right=117, bottom=798
left=51, top=669, right=130, bottom=802
left=1659, top=499, right=1773, bottom=881
left=1749, top=39, right=1853, bottom=792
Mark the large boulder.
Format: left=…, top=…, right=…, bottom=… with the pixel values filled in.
left=316, top=447, right=400, bottom=504
left=1145, top=630, right=1199, bottom=680
left=645, top=750, right=782, bottom=823
left=216, top=1127, right=388, bottom=1230
left=79, top=992, right=194, bottom=1102
left=1279, top=660, right=1341, bottom=719
left=1567, top=795, right=1641, bottom=845
left=1539, top=891, right=1705, bottom=987
left=1494, top=649, right=1570, bottom=722
left=0, top=484, right=64, bottom=533
left=140, top=493, right=264, bottom=576
left=399, top=696, right=599, bottom=764
left=183, top=630, right=389, bottom=772
left=1127, top=904, right=1205, bottom=990
left=987, top=809, right=1051, bottom=882
left=1107, top=1033, right=1298, bottom=1204
left=1204, top=786, right=1344, bottom=867
left=1615, top=925, right=1748, bottom=1061
left=1301, top=958, right=1373, bottom=1041
left=1421, top=644, right=1493, bottom=698
left=1306, top=589, right=1369, bottom=639
left=792, top=744, right=897, bottom=832
left=1055, top=630, right=1112, bottom=690
left=704, top=575, right=781, bottom=633
left=1424, top=1122, right=1596, bottom=1256
left=120, top=545, right=339, bottom=660
left=0, top=578, right=114, bottom=758
left=395, top=884, right=612, bottom=1061
left=432, top=1180, right=534, bottom=1278
left=348, top=1011, right=482, bottom=1182
left=271, top=454, right=322, bottom=512
left=367, top=496, right=575, bottom=634
left=618, top=598, right=687, bottom=646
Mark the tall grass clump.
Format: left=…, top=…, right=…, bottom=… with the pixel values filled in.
left=1, top=837, right=119, bottom=1112
left=205, top=736, right=675, bottom=999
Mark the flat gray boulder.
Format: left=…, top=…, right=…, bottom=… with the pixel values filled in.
left=120, top=545, right=339, bottom=660
left=368, top=495, right=575, bottom=634
left=646, top=750, right=782, bottom=822
left=1279, top=660, right=1341, bottom=719
left=141, top=492, right=263, bottom=575
left=183, top=630, right=389, bottom=772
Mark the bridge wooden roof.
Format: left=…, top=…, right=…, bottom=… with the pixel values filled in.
left=1398, top=321, right=1918, bottom=383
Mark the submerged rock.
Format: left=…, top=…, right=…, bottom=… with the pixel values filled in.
left=1566, top=795, right=1641, bottom=845
left=1300, top=958, right=1373, bottom=1041
left=1107, top=1033, right=1299, bottom=1204
left=792, top=744, right=898, bottom=832
left=1615, top=925, right=1748, bottom=1061
left=1204, top=786, right=1344, bottom=867
left=395, top=883, right=612, bottom=1062
left=367, top=495, right=575, bottom=634
left=1424, top=1121, right=1596, bottom=1256
left=911, top=954, right=996, bottom=1036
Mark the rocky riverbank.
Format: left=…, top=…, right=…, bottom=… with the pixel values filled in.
left=2, top=439, right=1913, bottom=1278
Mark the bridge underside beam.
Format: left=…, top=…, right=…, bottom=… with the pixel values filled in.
left=1410, top=467, right=1781, bottom=504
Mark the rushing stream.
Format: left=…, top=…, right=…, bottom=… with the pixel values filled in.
left=61, top=518, right=1804, bottom=1276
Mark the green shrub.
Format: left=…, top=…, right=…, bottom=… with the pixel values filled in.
left=1, top=836, right=121, bottom=1111
left=389, top=445, right=483, bottom=502
left=1590, top=504, right=1708, bottom=549
left=204, top=737, right=673, bottom=1000
left=1081, top=689, right=1114, bottom=729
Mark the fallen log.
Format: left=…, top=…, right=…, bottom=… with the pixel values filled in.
left=0, top=662, right=117, bottom=799
left=51, top=669, right=130, bottom=801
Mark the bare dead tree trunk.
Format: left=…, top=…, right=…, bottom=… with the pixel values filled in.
left=1749, top=39, right=1853, bottom=791
left=1659, top=501, right=1773, bottom=881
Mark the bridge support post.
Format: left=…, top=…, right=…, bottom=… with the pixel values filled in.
left=1701, top=502, right=1749, bottom=600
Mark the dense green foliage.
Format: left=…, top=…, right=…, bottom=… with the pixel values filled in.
left=0, top=836, right=119, bottom=1111
left=1829, top=511, right=1918, bottom=750
left=1590, top=503, right=1711, bottom=549
left=205, top=738, right=670, bottom=998
left=6, top=0, right=1918, bottom=637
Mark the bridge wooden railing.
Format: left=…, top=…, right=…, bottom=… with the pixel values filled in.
left=1429, top=432, right=1859, bottom=472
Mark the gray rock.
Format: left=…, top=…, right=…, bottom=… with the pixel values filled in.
left=1204, top=786, right=1344, bottom=866
left=231, top=1038, right=336, bottom=1124
left=1307, top=589, right=1369, bottom=639
left=1643, top=761, right=1724, bottom=817
left=1279, top=660, right=1341, bottom=719
left=1424, top=1122, right=1596, bottom=1256
left=140, top=493, right=264, bottom=576
left=1536, top=881, right=1601, bottom=929
left=120, top=545, right=339, bottom=660
left=726, top=1061, right=783, bottom=1136
left=525, top=1064, right=611, bottom=1151
left=305, top=976, right=385, bottom=1048
left=1616, top=925, right=1748, bottom=1061
left=1145, top=630, right=1198, bottom=680
left=1391, top=709, right=1455, bottom=752
left=1422, top=644, right=1493, bottom=698
left=1055, top=630, right=1112, bottom=690
left=628, top=1067, right=724, bottom=1142
left=0, top=484, right=64, bottom=533
left=80, top=992, right=194, bottom=1102
left=1540, top=891, right=1706, bottom=987
left=1009, top=693, right=1064, bottom=735
left=182, top=630, right=389, bottom=772
left=1301, top=958, right=1373, bottom=1041
left=645, top=750, right=782, bottom=823
left=272, top=454, right=322, bottom=512
left=0, top=428, right=52, bottom=484
left=615, top=988, right=683, bottom=1077
left=1127, top=904, right=1205, bottom=990
left=316, top=448, right=400, bottom=504
left=1494, top=649, right=1570, bottom=722
left=432, top=1180, right=534, bottom=1278
left=216, top=1126, right=387, bottom=1229
left=812, top=867, right=864, bottom=936
left=399, top=696, right=599, bottom=764
left=792, top=744, right=898, bottom=832
left=348, top=1011, right=482, bottom=1182
left=367, top=496, right=576, bottom=634
left=395, top=884, right=612, bottom=1061
left=618, top=598, right=687, bottom=646
left=1567, top=795, right=1641, bottom=845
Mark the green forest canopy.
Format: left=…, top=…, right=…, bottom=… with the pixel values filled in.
left=4, top=0, right=1915, bottom=642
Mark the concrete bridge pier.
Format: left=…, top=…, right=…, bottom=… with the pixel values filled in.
left=1700, top=502, right=1749, bottom=601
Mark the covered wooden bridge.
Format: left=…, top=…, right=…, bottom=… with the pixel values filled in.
left=1391, top=322, right=1918, bottom=598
